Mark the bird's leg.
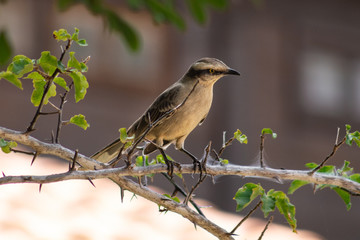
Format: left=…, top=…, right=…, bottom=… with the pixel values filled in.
left=180, top=148, right=203, bottom=177
left=158, top=148, right=174, bottom=177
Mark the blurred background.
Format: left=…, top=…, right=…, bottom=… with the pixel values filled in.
left=1, top=0, right=360, bottom=239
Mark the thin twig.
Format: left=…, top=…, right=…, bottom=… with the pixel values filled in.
left=259, top=133, right=265, bottom=168
left=230, top=201, right=262, bottom=234
left=258, top=216, right=274, bottom=240
left=309, top=135, right=346, bottom=175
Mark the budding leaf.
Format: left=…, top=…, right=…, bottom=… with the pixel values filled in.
left=162, top=194, right=180, bottom=203
left=53, top=28, right=71, bottom=41
left=0, top=139, right=17, bottom=153
left=69, top=114, right=90, bottom=130
left=234, top=129, right=248, bottom=144
left=261, top=128, right=277, bottom=139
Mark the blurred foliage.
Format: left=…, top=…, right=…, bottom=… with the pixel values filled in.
left=0, top=0, right=233, bottom=65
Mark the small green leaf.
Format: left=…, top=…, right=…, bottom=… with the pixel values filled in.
left=260, top=192, right=276, bottom=217
left=0, top=139, right=17, bottom=154
left=234, top=129, right=248, bottom=144
left=338, top=160, right=353, bottom=176
left=220, top=158, right=229, bottom=165
left=39, top=51, right=58, bottom=75
left=288, top=180, right=309, bottom=194
left=349, top=173, right=360, bottom=183
left=261, top=128, right=277, bottom=139
left=31, top=79, right=56, bottom=106
left=69, top=114, right=90, bottom=130
left=53, top=28, right=71, bottom=41
left=333, top=187, right=351, bottom=211
left=67, top=52, right=88, bottom=72
left=105, top=10, right=140, bottom=51
left=305, top=162, right=318, bottom=170
left=163, top=193, right=180, bottom=203
left=71, top=27, right=79, bottom=41
left=269, top=190, right=297, bottom=232
left=76, top=39, right=88, bottom=46
left=317, top=165, right=335, bottom=175
left=69, top=71, right=89, bottom=102
left=119, top=128, right=128, bottom=143
left=234, top=183, right=264, bottom=212
left=7, top=55, right=33, bottom=76
left=0, top=30, right=12, bottom=65
left=187, top=0, right=207, bottom=24
left=0, top=71, right=22, bottom=89
left=53, top=77, right=69, bottom=91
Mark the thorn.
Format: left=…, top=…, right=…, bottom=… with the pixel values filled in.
left=87, top=178, right=96, bottom=188
left=2, top=171, right=6, bottom=177
left=31, top=152, right=38, bottom=166
left=69, top=149, right=78, bottom=171
left=120, top=187, right=124, bottom=203
left=39, top=184, right=43, bottom=193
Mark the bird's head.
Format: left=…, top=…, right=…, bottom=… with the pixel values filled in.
left=185, top=57, right=240, bottom=84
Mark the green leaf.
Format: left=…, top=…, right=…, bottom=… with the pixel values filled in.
left=76, top=39, right=88, bottom=47
left=127, top=0, right=145, bottom=9
left=305, top=162, right=318, bottom=170
left=69, top=71, right=89, bottom=102
left=317, top=165, right=335, bottom=174
left=67, top=52, right=88, bottom=72
left=0, top=138, right=17, bottom=154
left=260, top=192, right=276, bottom=217
left=7, top=55, right=33, bottom=76
left=119, top=128, right=129, bottom=143
left=0, top=71, right=22, bottom=89
left=337, top=160, right=353, bottom=176
left=187, top=0, right=207, bottom=24
left=288, top=180, right=309, bottom=194
left=333, top=187, right=351, bottom=211
left=53, top=28, right=71, bottom=41
left=0, top=30, right=12, bottom=65
left=269, top=190, right=297, bottom=232
left=234, top=129, right=248, bottom=144
left=69, top=114, right=90, bottom=130
left=349, top=173, right=360, bottom=183
left=105, top=10, right=140, bottom=51
left=145, top=0, right=186, bottom=30
left=31, top=79, right=56, bottom=106
left=71, top=27, right=79, bottom=41
left=261, top=128, right=277, bottom=139
left=206, top=0, right=228, bottom=9
left=39, top=51, right=58, bottom=75
left=53, top=77, right=69, bottom=91
left=234, top=183, right=264, bottom=211
left=220, top=158, right=229, bottom=165
left=163, top=193, right=180, bottom=203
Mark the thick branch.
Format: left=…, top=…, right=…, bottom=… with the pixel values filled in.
left=1, top=126, right=360, bottom=195
left=0, top=126, right=233, bottom=239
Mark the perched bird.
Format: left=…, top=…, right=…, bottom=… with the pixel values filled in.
left=92, top=57, right=240, bottom=166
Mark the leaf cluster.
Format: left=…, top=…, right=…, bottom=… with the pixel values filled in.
left=234, top=183, right=297, bottom=232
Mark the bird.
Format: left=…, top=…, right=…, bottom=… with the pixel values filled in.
left=91, top=57, right=240, bottom=168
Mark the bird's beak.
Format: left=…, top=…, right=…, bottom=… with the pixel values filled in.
left=226, top=68, right=240, bottom=76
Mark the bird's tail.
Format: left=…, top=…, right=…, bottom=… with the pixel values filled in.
left=91, top=138, right=123, bottom=163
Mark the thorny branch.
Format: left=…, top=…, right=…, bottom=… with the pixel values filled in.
left=2, top=125, right=360, bottom=239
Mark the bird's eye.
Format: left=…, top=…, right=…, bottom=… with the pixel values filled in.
left=209, top=69, right=215, bottom=74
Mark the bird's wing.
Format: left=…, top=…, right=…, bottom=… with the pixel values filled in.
left=128, top=84, right=183, bottom=137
